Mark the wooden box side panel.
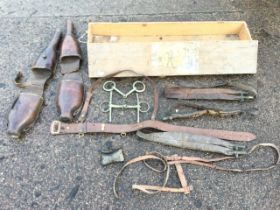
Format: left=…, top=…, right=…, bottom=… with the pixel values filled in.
left=239, top=22, right=252, bottom=40
left=199, top=41, right=258, bottom=75
left=88, top=40, right=258, bottom=78
left=88, top=21, right=252, bottom=40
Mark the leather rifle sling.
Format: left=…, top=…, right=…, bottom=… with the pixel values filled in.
left=50, top=70, right=256, bottom=142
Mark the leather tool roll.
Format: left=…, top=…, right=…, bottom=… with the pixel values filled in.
left=56, top=20, right=84, bottom=122
left=7, top=30, right=61, bottom=138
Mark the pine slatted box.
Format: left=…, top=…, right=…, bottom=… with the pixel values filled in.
left=87, top=21, right=258, bottom=77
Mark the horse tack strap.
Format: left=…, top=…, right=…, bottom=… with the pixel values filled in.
left=136, top=131, right=248, bottom=156
left=132, top=162, right=191, bottom=194
left=113, top=144, right=280, bottom=198
left=132, top=162, right=191, bottom=195
left=164, top=82, right=256, bottom=101
left=174, top=162, right=191, bottom=194
left=132, top=185, right=190, bottom=193
left=162, top=102, right=258, bottom=121
left=50, top=120, right=256, bottom=142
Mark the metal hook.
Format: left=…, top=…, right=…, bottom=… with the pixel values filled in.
left=78, top=31, right=87, bottom=44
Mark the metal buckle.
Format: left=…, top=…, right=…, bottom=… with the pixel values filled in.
left=232, top=145, right=247, bottom=157
left=50, top=121, right=61, bottom=135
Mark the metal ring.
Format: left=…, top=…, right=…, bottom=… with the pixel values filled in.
left=50, top=120, right=61, bottom=135
left=103, top=81, right=116, bottom=92
left=100, top=102, right=110, bottom=112
left=78, top=133, right=85, bottom=138
left=139, top=102, right=150, bottom=112
left=120, top=132, right=127, bottom=137
left=133, top=81, right=145, bottom=93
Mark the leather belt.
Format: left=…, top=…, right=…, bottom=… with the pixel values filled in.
left=50, top=120, right=256, bottom=141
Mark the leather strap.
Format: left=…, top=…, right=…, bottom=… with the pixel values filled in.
left=114, top=144, right=279, bottom=197
left=165, top=83, right=256, bottom=101
left=162, top=102, right=258, bottom=120
left=50, top=120, right=256, bottom=142
left=136, top=131, right=247, bottom=156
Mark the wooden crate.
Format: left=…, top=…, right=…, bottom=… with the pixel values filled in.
left=87, top=21, right=258, bottom=77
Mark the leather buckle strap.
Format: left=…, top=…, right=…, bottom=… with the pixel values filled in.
left=50, top=120, right=88, bottom=136
left=114, top=144, right=279, bottom=197
left=50, top=120, right=256, bottom=142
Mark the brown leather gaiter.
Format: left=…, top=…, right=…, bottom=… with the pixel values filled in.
left=7, top=30, right=61, bottom=138
left=56, top=20, right=84, bottom=122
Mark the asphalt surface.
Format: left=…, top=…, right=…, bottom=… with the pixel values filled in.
left=0, top=0, right=279, bottom=209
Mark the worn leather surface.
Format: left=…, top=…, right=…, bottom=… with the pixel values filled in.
left=56, top=20, right=84, bottom=122
left=60, top=20, right=81, bottom=74
left=7, top=30, right=61, bottom=138
left=50, top=120, right=256, bottom=141
left=165, top=86, right=255, bottom=101
left=114, top=144, right=280, bottom=197
left=136, top=131, right=247, bottom=156
left=7, top=93, right=43, bottom=138
left=56, top=73, right=84, bottom=122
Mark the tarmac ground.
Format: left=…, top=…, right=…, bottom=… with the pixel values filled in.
left=0, top=0, right=279, bottom=209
